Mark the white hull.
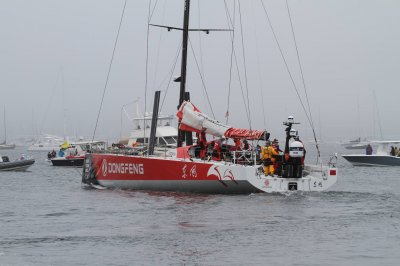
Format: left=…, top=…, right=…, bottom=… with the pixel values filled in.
left=342, top=154, right=400, bottom=166
left=0, top=144, right=16, bottom=150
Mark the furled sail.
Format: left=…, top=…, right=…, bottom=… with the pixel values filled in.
left=177, top=101, right=268, bottom=140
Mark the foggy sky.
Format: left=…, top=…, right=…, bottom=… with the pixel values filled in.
left=1, top=0, right=400, bottom=144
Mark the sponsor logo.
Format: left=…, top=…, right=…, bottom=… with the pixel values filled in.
left=101, top=158, right=144, bottom=176
left=182, top=164, right=187, bottom=179
left=102, top=159, right=108, bottom=176
left=207, top=165, right=235, bottom=181
left=190, top=165, right=197, bottom=178
left=182, top=164, right=198, bottom=179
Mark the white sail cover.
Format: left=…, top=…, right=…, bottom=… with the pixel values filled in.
left=177, top=101, right=266, bottom=140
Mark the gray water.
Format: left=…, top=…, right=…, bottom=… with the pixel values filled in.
left=1, top=145, right=399, bottom=266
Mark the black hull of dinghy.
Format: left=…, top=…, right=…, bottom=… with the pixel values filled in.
left=0, top=159, right=35, bottom=171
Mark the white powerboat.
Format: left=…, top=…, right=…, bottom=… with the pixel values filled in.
left=342, top=141, right=400, bottom=166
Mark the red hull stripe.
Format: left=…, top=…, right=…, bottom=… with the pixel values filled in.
left=92, top=154, right=216, bottom=181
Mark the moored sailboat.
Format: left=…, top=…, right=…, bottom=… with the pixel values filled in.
left=0, top=107, right=15, bottom=150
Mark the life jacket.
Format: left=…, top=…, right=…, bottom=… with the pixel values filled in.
left=261, top=146, right=277, bottom=160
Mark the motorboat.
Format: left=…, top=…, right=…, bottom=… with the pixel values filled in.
left=342, top=141, right=400, bottom=166
left=51, top=140, right=106, bottom=167
left=0, top=155, right=35, bottom=171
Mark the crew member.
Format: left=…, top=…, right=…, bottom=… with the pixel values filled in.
left=232, top=138, right=241, bottom=151
left=261, top=140, right=279, bottom=176
left=243, top=140, right=250, bottom=150
left=272, top=139, right=282, bottom=176
left=366, top=144, right=373, bottom=155
left=213, top=140, right=222, bottom=161
left=199, top=132, right=207, bottom=159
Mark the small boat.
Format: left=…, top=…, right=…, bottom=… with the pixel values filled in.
left=342, top=141, right=400, bottom=166
left=0, top=155, right=35, bottom=171
left=51, top=155, right=86, bottom=167
left=51, top=140, right=106, bottom=167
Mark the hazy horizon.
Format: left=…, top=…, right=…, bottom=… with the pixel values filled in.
left=1, top=0, right=399, bottom=144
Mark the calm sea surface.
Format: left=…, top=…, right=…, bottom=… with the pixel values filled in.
left=0, top=144, right=399, bottom=266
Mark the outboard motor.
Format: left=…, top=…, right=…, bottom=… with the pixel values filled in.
left=289, top=141, right=304, bottom=158
left=283, top=140, right=304, bottom=178
left=282, top=121, right=304, bottom=179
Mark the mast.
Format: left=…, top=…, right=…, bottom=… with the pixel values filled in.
left=177, top=0, right=191, bottom=147
left=3, top=106, right=6, bottom=144
left=148, top=91, right=161, bottom=155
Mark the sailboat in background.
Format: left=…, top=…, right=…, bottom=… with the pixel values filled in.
left=0, top=107, right=16, bottom=150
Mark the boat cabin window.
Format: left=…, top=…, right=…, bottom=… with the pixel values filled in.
left=164, top=136, right=177, bottom=145
left=136, top=138, right=149, bottom=144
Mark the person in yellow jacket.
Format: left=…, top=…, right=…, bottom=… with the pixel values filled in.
left=261, top=141, right=279, bottom=176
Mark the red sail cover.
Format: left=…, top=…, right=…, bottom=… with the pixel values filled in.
left=177, top=101, right=265, bottom=140
left=224, top=128, right=265, bottom=140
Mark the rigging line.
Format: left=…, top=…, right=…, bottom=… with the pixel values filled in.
left=143, top=0, right=152, bottom=147
left=223, top=0, right=236, bottom=124
left=194, top=0, right=212, bottom=119
left=238, top=1, right=252, bottom=129
left=259, top=0, right=312, bottom=127
left=61, top=69, right=67, bottom=140
left=92, top=0, right=127, bottom=142
left=286, top=0, right=313, bottom=127
left=224, top=0, right=252, bottom=127
left=156, top=41, right=182, bottom=92
left=372, top=90, right=384, bottom=140
left=251, top=1, right=267, bottom=129
left=159, top=41, right=183, bottom=112
left=197, top=0, right=204, bottom=75
left=232, top=42, right=251, bottom=127
left=40, top=68, right=60, bottom=136
left=149, top=0, right=159, bottom=21
left=188, top=37, right=215, bottom=119
left=285, top=0, right=320, bottom=160
left=151, top=0, right=166, bottom=93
